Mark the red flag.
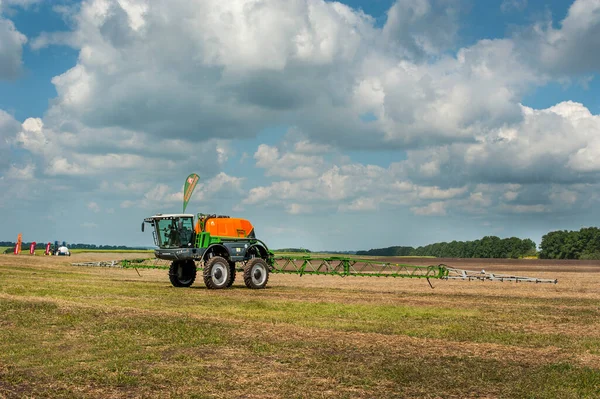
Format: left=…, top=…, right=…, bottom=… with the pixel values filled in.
left=30, top=242, right=36, bottom=255
left=45, top=242, right=51, bottom=256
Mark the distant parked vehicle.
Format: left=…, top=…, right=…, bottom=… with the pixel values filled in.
left=56, top=246, right=71, bottom=256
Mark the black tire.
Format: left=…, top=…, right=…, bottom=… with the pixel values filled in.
left=226, top=261, right=236, bottom=288
left=169, top=259, right=197, bottom=287
left=203, top=256, right=230, bottom=289
left=244, top=258, right=269, bottom=289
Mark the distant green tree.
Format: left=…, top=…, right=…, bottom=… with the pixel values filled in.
left=540, top=231, right=565, bottom=259
left=540, top=227, right=600, bottom=259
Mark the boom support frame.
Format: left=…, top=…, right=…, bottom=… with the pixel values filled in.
left=115, top=255, right=557, bottom=284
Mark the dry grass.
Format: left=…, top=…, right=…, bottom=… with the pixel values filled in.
left=0, top=253, right=599, bottom=398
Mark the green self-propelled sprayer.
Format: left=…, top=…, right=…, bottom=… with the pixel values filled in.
left=119, top=210, right=557, bottom=289
left=78, top=173, right=557, bottom=289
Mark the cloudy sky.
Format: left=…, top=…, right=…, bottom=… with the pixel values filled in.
left=1, top=0, right=599, bottom=251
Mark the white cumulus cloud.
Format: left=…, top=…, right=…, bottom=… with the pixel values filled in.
left=411, top=201, right=446, bottom=216
left=0, top=110, right=21, bottom=171
left=87, top=201, right=100, bottom=212
left=0, top=11, right=27, bottom=79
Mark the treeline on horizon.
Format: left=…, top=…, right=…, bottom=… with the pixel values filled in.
left=357, top=227, right=600, bottom=260
left=357, top=236, right=537, bottom=259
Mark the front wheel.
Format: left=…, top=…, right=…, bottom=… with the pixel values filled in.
left=169, top=259, right=197, bottom=287
left=244, top=258, right=269, bottom=289
left=203, top=256, right=230, bottom=289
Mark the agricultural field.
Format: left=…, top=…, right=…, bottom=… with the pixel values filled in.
left=0, top=253, right=599, bottom=398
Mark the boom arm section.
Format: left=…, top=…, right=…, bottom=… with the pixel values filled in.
left=269, top=256, right=448, bottom=279
left=443, top=267, right=557, bottom=283
left=114, top=256, right=557, bottom=284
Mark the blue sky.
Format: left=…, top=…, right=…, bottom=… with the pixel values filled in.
left=1, top=0, right=599, bottom=251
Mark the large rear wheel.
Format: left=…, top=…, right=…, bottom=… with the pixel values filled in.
left=244, top=258, right=269, bottom=289
left=169, top=259, right=197, bottom=287
left=203, top=256, right=230, bottom=289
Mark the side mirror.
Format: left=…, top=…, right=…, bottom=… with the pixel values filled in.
left=141, top=222, right=145, bottom=232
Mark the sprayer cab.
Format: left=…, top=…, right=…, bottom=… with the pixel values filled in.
left=143, top=214, right=195, bottom=249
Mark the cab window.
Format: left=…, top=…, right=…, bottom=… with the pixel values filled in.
left=156, top=217, right=194, bottom=248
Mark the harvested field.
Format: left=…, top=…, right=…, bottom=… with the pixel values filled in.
left=1, top=253, right=599, bottom=398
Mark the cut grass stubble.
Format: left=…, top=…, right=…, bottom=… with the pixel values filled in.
left=0, top=255, right=599, bottom=398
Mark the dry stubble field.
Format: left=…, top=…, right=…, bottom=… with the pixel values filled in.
left=0, top=253, right=599, bottom=398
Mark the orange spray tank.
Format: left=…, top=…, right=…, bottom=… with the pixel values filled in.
left=194, top=214, right=255, bottom=238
